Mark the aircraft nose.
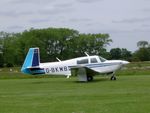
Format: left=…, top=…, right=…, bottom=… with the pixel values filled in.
left=121, top=61, right=130, bottom=65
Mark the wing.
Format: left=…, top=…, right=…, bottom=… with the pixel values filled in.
left=69, top=65, right=98, bottom=81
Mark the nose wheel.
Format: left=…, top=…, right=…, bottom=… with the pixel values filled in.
left=111, top=75, right=116, bottom=80
left=87, top=76, right=93, bottom=81
left=110, top=72, right=116, bottom=80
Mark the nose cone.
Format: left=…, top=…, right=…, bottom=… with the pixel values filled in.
left=122, top=61, right=130, bottom=65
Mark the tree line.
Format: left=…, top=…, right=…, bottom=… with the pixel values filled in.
left=0, top=28, right=149, bottom=67
left=0, top=28, right=111, bottom=67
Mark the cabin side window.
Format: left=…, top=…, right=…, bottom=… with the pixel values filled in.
left=90, top=58, right=98, bottom=63
left=77, top=59, right=89, bottom=64
left=99, top=56, right=106, bottom=62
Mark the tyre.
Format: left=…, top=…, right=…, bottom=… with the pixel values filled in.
left=111, top=76, right=116, bottom=80
left=87, top=76, right=93, bottom=81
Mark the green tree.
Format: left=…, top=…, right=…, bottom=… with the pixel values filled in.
left=0, top=54, right=4, bottom=67
left=133, top=48, right=150, bottom=61
left=0, top=39, right=4, bottom=67
left=137, top=40, right=149, bottom=48
left=73, top=33, right=111, bottom=57
left=132, top=41, right=150, bottom=61
left=0, top=27, right=112, bottom=66
left=0, top=32, right=5, bottom=67
left=121, top=48, right=132, bottom=61
left=16, top=28, right=79, bottom=62
left=110, top=48, right=122, bottom=59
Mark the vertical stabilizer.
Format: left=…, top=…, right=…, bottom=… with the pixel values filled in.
left=32, top=48, right=40, bottom=66
left=21, top=48, right=40, bottom=74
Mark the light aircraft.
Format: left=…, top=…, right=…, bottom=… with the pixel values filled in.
left=21, top=48, right=129, bottom=82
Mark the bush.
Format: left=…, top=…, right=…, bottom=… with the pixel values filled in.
left=6, top=63, right=14, bottom=67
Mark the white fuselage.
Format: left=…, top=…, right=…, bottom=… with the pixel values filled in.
left=39, top=56, right=128, bottom=76
left=21, top=48, right=130, bottom=81
left=40, top=59, right=76, bottom=76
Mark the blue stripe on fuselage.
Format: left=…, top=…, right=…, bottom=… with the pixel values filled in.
left=69, top=63, right=121, bottom=69
left=85, top=63, right=121, bottom=68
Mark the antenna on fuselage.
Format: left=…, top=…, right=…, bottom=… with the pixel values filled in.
left=56, top=57, right=61, bottom=62
left=84, top=52, right=89, bottom=57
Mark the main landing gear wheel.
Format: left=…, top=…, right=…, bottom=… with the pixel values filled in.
left=110, top=76, right=116, bottom=80
left=87, top=76, right=93, bottom=81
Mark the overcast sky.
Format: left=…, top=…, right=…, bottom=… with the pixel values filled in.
left=0, top=0, right=150, bottom=52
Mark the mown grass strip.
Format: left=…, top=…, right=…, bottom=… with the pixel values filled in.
left=0, top=75, right=150, bottom=113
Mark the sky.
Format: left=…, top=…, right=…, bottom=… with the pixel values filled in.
left=0, top=0, right=150, bottom=52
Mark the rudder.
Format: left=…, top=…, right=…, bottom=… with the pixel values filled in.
left=21, top=48, right=40, bottom=74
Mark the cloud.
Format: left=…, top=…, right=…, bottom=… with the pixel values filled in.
left=75, top=0, right=103, bottom=3
left=69, top=18, right=92, bottom=22
left=6, top=25, right=24, bottom=32
left=7, top=25, right=23, bottom=29
left=29, top=18, right=50, bottom=23
left=132, top=28, right=150, bottom=32
left=1, top=1, right=74, bottom=18
left=54, top=2, right=73, bottom=8
left=142, top=8, right=150, bottom=12
left=112, top=17, right=150, bottom=24
left=0, top=10, right=34, bottom=17
left=11, top=0, right=56, bottom=4
left=38, top=8, right=71, bottom=16
left=37, top=3, right=74, bottom=16
left=141, top=24, right=150, bottom=28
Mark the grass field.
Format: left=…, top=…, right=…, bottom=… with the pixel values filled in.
left=0, top=75, right=150, bottom=113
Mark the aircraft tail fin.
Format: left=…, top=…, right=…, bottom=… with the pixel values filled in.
left=21, top=48, right=40, bottom=74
